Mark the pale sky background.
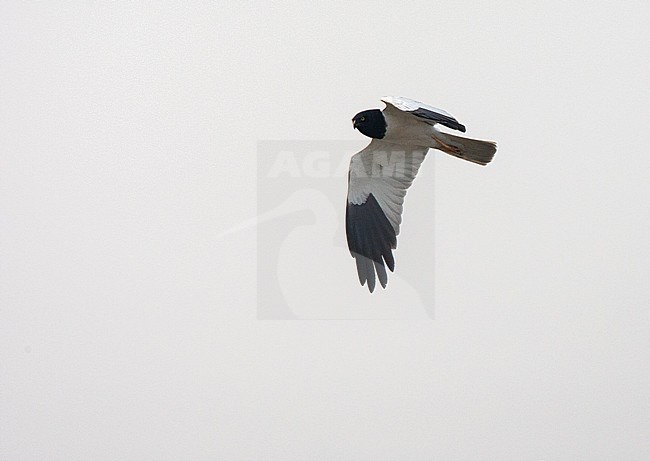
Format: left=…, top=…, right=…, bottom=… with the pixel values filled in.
left=1, top=1, right=649, bottom=459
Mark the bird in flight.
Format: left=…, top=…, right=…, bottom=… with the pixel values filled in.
left=346, top=96, right=496, bottom=292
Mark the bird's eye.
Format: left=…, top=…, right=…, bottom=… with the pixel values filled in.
left=360, top=116, right=366, bottom=122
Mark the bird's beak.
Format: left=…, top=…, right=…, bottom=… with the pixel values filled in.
left=352, top=119, right=357, bottom=129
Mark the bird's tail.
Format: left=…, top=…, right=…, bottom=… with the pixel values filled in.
left=433, top=132, right=497, bottom=166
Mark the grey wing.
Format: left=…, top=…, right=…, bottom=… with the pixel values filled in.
left=382, top=96, right=466, bottom=133
left=346, top=139, right=429, bottom=292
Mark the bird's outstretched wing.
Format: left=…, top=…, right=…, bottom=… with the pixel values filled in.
left=381, top=96, right=466, bottom=132
left=346, top=139, right=428, bottom=292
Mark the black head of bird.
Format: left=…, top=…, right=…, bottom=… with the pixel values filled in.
left=352, top=109, right=386, bottom=139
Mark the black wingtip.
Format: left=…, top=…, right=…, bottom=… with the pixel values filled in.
left=411, top=107, right=466, bottom=133
left=384, top=252, right=395, bottom=273
left=346, top=194, right=397, bottom=292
